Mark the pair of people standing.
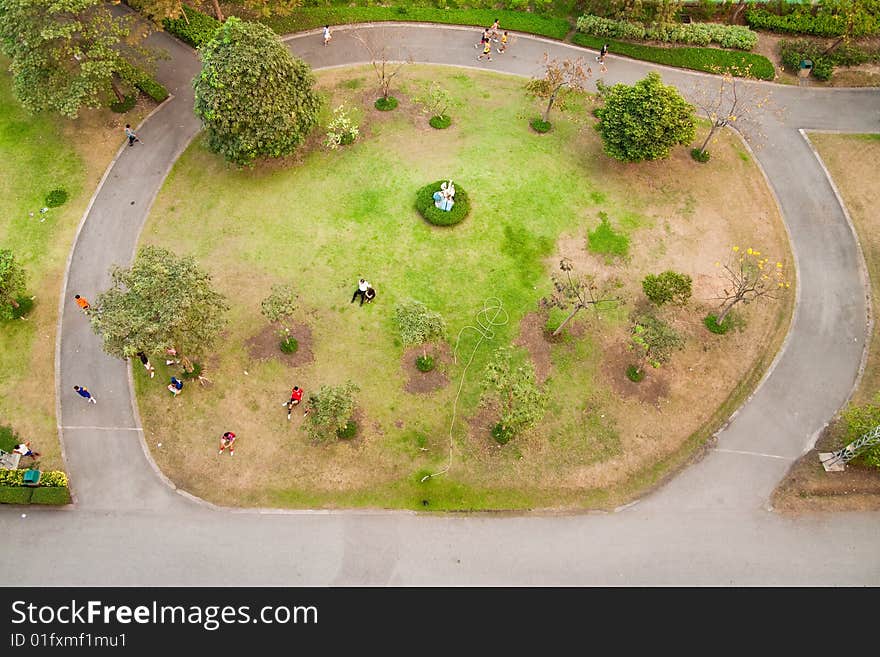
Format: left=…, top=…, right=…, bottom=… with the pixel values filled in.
left=351, top=278, right=376, bottom=306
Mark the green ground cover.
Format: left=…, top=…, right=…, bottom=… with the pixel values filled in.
left=135, top=65, right=791, bottom=510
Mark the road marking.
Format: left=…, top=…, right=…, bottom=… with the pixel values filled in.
left=60, top=426, right=143, bottom=432
left=715, top=448, right=791, bottom=461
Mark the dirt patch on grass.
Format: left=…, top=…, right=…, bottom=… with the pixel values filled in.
left=465, top=402, right=501, bottom=450
left=513, top=312, right=553, bottom=384
left=402, top=343, right=451, bottom=394
left=601, top=342, right=669, bottom=406
left=245, top=322, right=314, bottom=368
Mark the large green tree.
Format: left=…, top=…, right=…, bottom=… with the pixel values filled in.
left=0, top=0, right=136, bottom=117
left=91, top=246, right=229, bottom=370
left=595, top=72, right=695, bottom=162
left=193, top=17, right=320, bottom=165
left=0, top=249, right=27, bottom=319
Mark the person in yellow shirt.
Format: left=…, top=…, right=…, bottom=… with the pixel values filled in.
left=498, top=31, right=509, bottom=54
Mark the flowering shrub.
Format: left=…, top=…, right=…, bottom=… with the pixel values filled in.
left=0, top=469, right=68, bottom=487
left=324, top=105, right=360, bottom=149
left=576, top=15, right=757, bottom=51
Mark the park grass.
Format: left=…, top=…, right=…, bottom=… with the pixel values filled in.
left=137, top=65, right=791, bottom=510
left=0, top=59, right=152, bottom=473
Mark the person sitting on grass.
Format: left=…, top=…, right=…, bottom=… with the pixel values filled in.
left=364, top=286, right=376, bottom=304
left=167, top=376, right=183, bottom=396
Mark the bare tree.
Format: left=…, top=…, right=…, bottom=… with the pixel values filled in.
left=526, top=53, right=591, bottom=124
left=542, top=258, right=620, bottom=337
left=690, top=71, right=779, bottom=159
left=713, top=247, right=790, bottom=325
left=354, top=31, right=411, bottom=102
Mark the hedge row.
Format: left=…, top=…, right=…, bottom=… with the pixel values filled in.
left=576, top=14, right=757, bottom=51
left=746, top=8, right=879, bottom=38
left=163, top=4, right=222, bottom=47
left=571, top=33, right=775, bottom=80
left=0, top=486, right=71, bottom=505
left=260, top=7, right=571, bottom=40
left=116, top=60, right=170, bottom=103
left=779, top=38, right=880, bottom=81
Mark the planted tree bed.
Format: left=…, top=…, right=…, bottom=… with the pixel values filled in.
left=136, top=66, right=792, bottom=511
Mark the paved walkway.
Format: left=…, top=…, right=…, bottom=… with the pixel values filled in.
left=2, top=23, right=879, bottom=585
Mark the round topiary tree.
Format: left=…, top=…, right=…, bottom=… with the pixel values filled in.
left=193, top=17, right=321, bottom=165
left=415, top=181, right=470, bottom=227
left=595, top=72, right=695, bottom=162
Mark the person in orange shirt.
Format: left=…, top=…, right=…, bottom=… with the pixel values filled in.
left=74, top=294, right=90, bottom=313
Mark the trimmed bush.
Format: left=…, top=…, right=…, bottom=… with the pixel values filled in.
left=30, top=487, right=71, bottom=505
left=336, top=420, right=358, bottom=440
left=0, top=487, right=32, bottom=504
left=415, top=181, right=470, bottom=227
left=416, top=355, right=435, bottom=372
left=375, top=96, right=399, bottom=111
left=576, top=15, right=757, bottom=51
left=163, top=5, right=221, bottom=48
left=45, top=188, right=68, bottom=207
left=261, top=8, right=571, bottom=41
left=280, top=336, right=299, bottom=354
left=116, top=60, right=170, bottom=103
left=110, top=94, right=137, bottom=113
left=530, top=117, right=552, bottom=133
left=691, top=147, right=711, bottom=162
left=642, top=271, right=692, bottom=306
left=429, top=114, right=452, bottom=129
left=571, top=33, right=775, bottom=80
left=626, top=364, right=645, bottom=382
left=746, top=8, right=878, bottom=39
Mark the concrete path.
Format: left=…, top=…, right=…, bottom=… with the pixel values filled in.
left=2, top=23, right=879, bottom=585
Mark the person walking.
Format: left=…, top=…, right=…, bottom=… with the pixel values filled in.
left=323, top=25, right=332, bottom=46
left=351, top=278, right=370, bottom=306
left=282, top=386, right=305, bottom=420
left=597, top=43, right=608, bottom=63
left=124, top=124, right=140, bottom=147
left=497, top=31, right=509, bottom=54
left=219, top=431, right=236, bottom=456
left=478, top=40, right=493, bottom=62
left=74, top=294, right=91, bottom=313
left=13, top=442, right=41, bottom=460
left=73, top=385, right=97, bottom=404
left=137, top=352, right=155, bottom=378
left=167, top=376, right=183, bottom=396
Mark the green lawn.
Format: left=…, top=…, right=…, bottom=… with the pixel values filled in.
left=136, top=65, right=791, bottom=510
left=0, top=64, right=86, bottom=471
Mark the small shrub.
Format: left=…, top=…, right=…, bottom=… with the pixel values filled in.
left=109, top=94, right=137, bottom=113
left=30, top=486, right=71, bottom=505
left=631, top=314, right=684, bottom=367
left=704, top=313, right=734, bottom=334
left=429, top=114, right=452, bottom=129
left=336, top=420, right=358, bottom=440
left=642, top=271, right=693, bottom=306
left=306, top=382, right=359, bottom=442
left=416, top=355, right=435, bottom=372
left=626, top=364, right=645, bottom=382
left=375, top=96, right=398, bottom=111
left=38, top=471, right=69, bottom=487
left=45, top=188, right=69, bottom=207
left=324, top=104, right=360, bottom=149
left=11, top=296, right=34, bottom=320
left=587, top=211, right=629, bottom=261
left=491, top=422, right=515, bottom=445
left=180, top=361, right=204, bottom=380
left=840, top=396, right=880, bottom=468
left=530, top=117, right=552, bottom=133
left=280, top=336, right=299, bottom=354
left=691, top=148, right=710, bottom=162
left=415, top=180, right=470, bottom=227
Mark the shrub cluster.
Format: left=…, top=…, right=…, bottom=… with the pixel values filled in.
left=325, top=104, right=360, bottom=149
left=642, top=271, right=692, bottom=306
left=415, top=181, right=470, bottom=227
left=0, top=467, right=71, bottom=505
left=0, top=469, right=69, bottom=487
left=110, top=94, right=137, bottom=114
left=571, top=33, right=775, bottom=80
left=163, top=5, right=221, bottom=48
left=577, top=14, right=757, bottom=51
left=45, top=188, right=69, bottom=208
left=116, top=60, right=170, bottom=103
left=746, top=8, right=878, bottom=39
left=778, top=39, right=880, bottom=81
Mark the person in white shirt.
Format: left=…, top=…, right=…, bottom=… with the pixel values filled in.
left=323, top=25, right=332, bottom=46
left=351, top=278, right=370, bottom=305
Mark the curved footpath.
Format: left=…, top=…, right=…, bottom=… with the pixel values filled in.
left=2, top=23, right=879, bottom=585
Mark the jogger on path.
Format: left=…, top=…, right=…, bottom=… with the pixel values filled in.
left=73, top=385, right=97, bottom=404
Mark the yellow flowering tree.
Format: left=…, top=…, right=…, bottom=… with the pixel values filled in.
left=713, top=246, right=790, bottom=325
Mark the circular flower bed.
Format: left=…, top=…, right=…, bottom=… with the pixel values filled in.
left=375, top=96, right=398, bottom=111
left=415, top=180, right=470, bottom=227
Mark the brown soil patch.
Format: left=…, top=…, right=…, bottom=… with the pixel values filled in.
left=465, top=402, right=501, bottom=451
left=403, top=343, right=451, bottom=394
left=601, top=342, right=669, bottom=406
left=245, top=322, right=314, bottom=368
left=513, top=312, right=553, bottom=384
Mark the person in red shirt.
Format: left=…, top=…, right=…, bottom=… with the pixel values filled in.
left=282, top=386, right=304, bottom=420
left=218, top=431, right=236, bottom=456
